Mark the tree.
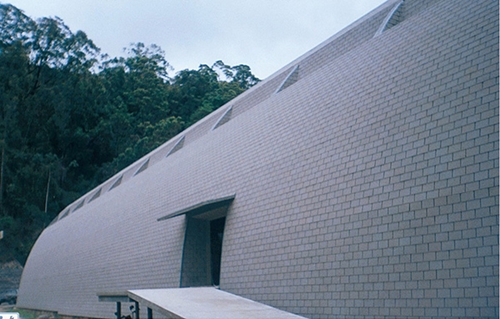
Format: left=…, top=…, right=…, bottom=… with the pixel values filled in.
left=0, top=4, right=35, bottom=47
left=0, top=4, right=261, bottom=264
left=0, top=3, right=102, bottom=263
left=98, top=116, right=184, bottom=178
left=168, top=61, right=260, bottom=127
left=94, top=43, right=174, bottom=178
left=213, top=60, right=260, bottom=89
left=168, top=64, right=219, bottom=121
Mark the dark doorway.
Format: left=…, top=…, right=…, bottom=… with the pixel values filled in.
left=180, top=205, right=229, bottom=287
left=210, top=217, right=226, bottom=286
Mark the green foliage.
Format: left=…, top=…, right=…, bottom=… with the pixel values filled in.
left=213, top=60, right=260, bottom=89
left=0, top=3, right=260, bottom=265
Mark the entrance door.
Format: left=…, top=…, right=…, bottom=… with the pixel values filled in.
left=210, top=217, right=225, bottom=286
left=180, top=207, right=228, bottom=287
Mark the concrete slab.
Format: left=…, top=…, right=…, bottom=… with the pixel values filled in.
left=128, top=287, right=308, bottom=319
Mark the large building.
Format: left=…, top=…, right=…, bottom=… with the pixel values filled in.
left=17, top=0, right=498, bottom=318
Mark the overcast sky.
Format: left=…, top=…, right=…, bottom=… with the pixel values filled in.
left=6, top=0, right=386, bottom=79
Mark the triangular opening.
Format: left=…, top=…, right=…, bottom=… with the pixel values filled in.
left=48, top=215, right=59, bottom=226
left=134, top=159, right=150, bottom=176
left=59, top=209, right=70, bottom=220
left=73, top=200, right=85, bottom=212
left=212, top=106, right=233, bottom=130
left=109, top=176, right=123, bottom=191
left=276, top=65, right=300, bottom=93
left=374, top=0, right=405, bottom=37
left=88, top=188, right=102, bottom=203
left=166, top=136, right=185, bottom=157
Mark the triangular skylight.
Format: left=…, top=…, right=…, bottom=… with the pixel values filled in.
left=166, top=136, right=185, bottom=157
left=88, top=188, right=102, bottom=203
left=276, top=65, right=300, bottom=93
left=109, top=175, right=123, bottom=191
left=212, top=106, right=233, bottom=130
left=59, top=209, right=70, bottom=220
left=374, top=0, right=405, bottom=37
left=73, top=200, right=85, bottom=212
left=48, top=215, right=59, bottom=226
left=134, top=159, right=150, bottom=176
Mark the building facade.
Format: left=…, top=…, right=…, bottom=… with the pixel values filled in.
left=18, top=0, right=499, bottom=318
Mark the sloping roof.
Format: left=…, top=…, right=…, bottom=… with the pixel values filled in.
left=47, top=0, right=402, bottom=226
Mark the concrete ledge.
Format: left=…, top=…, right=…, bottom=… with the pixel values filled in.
left=128, top=287, right=308, bottom=319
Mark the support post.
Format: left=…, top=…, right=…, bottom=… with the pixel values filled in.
left=135, top=300, right=140, bottom=319
left=116, top=301, right=121, bottom=319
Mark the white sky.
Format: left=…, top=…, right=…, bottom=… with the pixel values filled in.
left=5, top=0, right=386, bottom=79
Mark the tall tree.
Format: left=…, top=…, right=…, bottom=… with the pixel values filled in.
left=0, top=3, right=101, bottom=263
left=0, top=3, right=261, bottom=264
left=213, top=60, right=260, bottom=89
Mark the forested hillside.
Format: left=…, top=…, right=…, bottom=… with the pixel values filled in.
left=0, top=3, right=260, bottom=264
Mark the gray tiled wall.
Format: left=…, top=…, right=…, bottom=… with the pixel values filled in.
left=18, top=0, right=498, bottom=318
